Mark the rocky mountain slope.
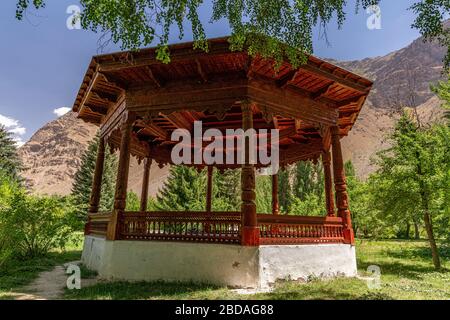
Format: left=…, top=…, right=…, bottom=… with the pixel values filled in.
left=338, top=34, right=446, bottom=177
left=18, top=112, right=170, bottom=196
left=19, top=33, right=447, bottom=195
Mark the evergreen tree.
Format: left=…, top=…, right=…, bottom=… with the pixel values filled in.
left=213, top=169, right=241, bottom=211
left=71, top=134, right=117, bottom=221
left=278, top=166, right=293, bottom=213
left=293, top=161, right=324, bottom=201
left=255, top=175, right=272, bottom=214
left=156, top=166, right=206, bottom=211
left=0, top=126, right=22, bottom=181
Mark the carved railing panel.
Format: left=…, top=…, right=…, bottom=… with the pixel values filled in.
left=258, top=215, right=345, bottom=244
left=85, top=211, right=346, bottom=245
left=119, top=211, right=241, bottom=244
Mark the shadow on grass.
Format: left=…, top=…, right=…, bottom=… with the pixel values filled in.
left=357, top=260, right=438, bottom=280
left=64, top=280, right=225, bottom=300
left=385, top=242, right=450, bottom=260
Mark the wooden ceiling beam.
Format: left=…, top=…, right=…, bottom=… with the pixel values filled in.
left=276, top=69, right=298, bottom=88
left=195, top=59, right=208, bottom=83
left=99, top=72, right=128, bottom=90
left=91, top=89, right=119, bottom=104
left=160, top=113, right=192, bottom=130
left=311, top=83, right=335, bottom=100
left=145, top=66, right=164, bottom=88
left=135, top=119, right=168, bottom=140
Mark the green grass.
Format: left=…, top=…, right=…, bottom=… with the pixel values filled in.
left=64, top=239, right=450, bottom=300
left=0, top=233, right=83, bottom=300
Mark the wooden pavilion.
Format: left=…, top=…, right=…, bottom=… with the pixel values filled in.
left=75, top=37, right=372, bottom=287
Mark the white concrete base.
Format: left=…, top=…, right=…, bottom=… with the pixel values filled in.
left=82, top=236, right=357, bottom=289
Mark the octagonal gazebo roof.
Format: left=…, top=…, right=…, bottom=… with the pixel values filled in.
left=72, top=37, right=372, bottom=168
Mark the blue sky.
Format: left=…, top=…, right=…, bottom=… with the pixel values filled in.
left=0, top=0, right=422, bottom=145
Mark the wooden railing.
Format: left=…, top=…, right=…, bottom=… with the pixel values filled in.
left=119, top=211, right=242, bottom=244
left=84, top=212, right=111, bottom=237
left=258, top=215, right=345, bottom=244
left=84, top=212, right=345, bottom=245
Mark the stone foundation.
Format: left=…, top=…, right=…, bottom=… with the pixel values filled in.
left=82, top=235, right=357, bottom=288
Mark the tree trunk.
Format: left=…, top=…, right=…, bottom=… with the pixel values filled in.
left=423, top=210, right=441, bottom=270
left=406, top=222, right=411, bottom=239
left=413, top=219, right=420, bottom=240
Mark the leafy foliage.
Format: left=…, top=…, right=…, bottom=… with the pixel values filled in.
left=0, top=174, right=78, bottom=264
left=14, top=1, right=449, bottom=69
left=71, top=134, right=118, bottom=222
left=432, top=77, right=450, bottom=120
left=369, top=114, right=449, bottom=269
left=410, top=0, right=450, bottom=70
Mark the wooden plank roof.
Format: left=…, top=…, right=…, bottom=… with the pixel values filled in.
left=72, top=37, right=373, bottom=167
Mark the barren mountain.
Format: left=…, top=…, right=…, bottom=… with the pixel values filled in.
left=19, top=33, right=447, bottom=194
left=338, top=34, right=446, bottom=177
left=18, top=112, right=170, bottom=196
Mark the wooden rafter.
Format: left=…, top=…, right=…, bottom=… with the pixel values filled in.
left=195, top=59, right=208, bottom=83
left=145, top=66, right=163, bottom=88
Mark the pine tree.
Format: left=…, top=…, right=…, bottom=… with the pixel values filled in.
left=156, top=166, right=206, bottom=211
left=293, top=161, right=324, bottom=201
left=71, top=134, right=117, bottom=221
left=278, top=166, right=293, bottom=213
left=0, top=126, right=22, bottom=181
left=213, top=169, right=241, bottom=211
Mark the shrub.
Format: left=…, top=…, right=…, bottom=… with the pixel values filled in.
left=0, top=177, right=78, bottom=261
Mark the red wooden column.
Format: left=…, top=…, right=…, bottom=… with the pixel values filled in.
left=107, top=113, right=135, bottom=240
left=89, top=136, right=106, bottom=214
left=206, top=166, right=213, bottom=213
left=240, top=102, right=259, bottom=246
left=272, top=174, right=280, bottom=215
left=322, top=149, right=335, bottom=217
left=140, top=158, right=152, bottom=212
left=330, top=126, right=354, bottom=244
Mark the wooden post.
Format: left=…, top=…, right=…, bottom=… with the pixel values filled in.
left=331, top=126, right=354, bottom=244
left=107, top=113, right=134, bottom=240
left=206, top=166, right=213, bottom=213
left=272, top=174, right=280, bottom=215
left=322, top=149, right=335, bottom=217
left=140, top=158, right=152, bottom=212
left=240, top=102, right=259, bottom=246
left=89, top=136, right=106, bottom=214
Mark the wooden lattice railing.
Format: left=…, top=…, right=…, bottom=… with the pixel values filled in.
left=85, top=212, right=345, bottom=245
left=258, top=215, right=345, bottom=244
left=119, top=211, right=242, bottom=243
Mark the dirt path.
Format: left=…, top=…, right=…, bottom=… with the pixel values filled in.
left=10, top=261, right=98, bottom=300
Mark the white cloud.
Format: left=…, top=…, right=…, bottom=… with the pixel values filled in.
left=0, top=114, right=19, bottom=128
left=0, top=113, right=27, bottom=147
left=10, top=126, right=26, bottom=135
left=53, top=107, right=71, bottom=117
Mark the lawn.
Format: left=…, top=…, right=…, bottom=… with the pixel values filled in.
left=63, top=239, right=450, bottom=300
